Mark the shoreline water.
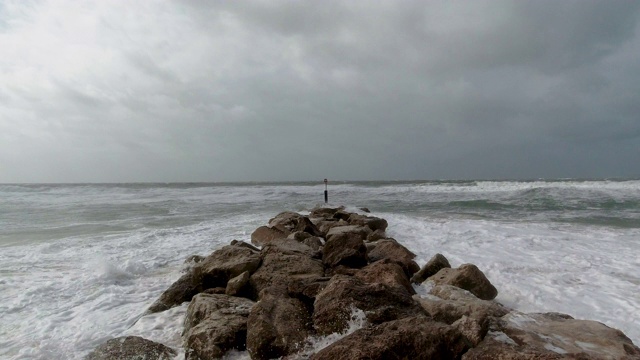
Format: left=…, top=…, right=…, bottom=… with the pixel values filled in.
left=1, top=180, right=639, bottom=359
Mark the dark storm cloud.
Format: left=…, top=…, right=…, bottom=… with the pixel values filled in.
left=0, top=0, right=639, bottom=182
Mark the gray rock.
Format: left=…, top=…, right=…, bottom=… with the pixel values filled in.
left=427, top=264, right=498, bottom=300
left=250, top=241, right=324, bottom=299
left=268, top=211, right=322, bottom=237
left=310, top=315, right=469, bottom=360
left=194, top=244, right=262, bottom=289
left=147, top=271, right=201, bottom=314
left=322, top=232, right=369, bottom=269
left=411, top=253, right=451, bottom=284
left=413, top=284, right=509, bottom=325
left=246, top=286, right=313, bottom=360
left=225, top=270, right=250, bottom=296
left=367, top=238, right=420, bottom=277
left=355, top=259, right=415, bottom=295
left=251, top=226, right=286, bottom=247
left=326, top=225, right=371, bottom=241
left=85, top=336, right=175, bottom=360
left=182, top=293, right=255, bottom=360
left=313, top=275, right=425, bottom=335
left=463, top=311, right=640, bottom=359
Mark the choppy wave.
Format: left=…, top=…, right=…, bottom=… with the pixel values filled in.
left=0, top=179, right=639, bottom=359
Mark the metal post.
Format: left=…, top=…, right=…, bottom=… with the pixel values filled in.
left=324, top=178, right=328, bottom=203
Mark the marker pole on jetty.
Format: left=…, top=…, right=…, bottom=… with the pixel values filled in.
left=324, top=178, right=328, bottom=203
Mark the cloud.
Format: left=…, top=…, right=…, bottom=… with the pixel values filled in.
left=0, top=0, right=639, bottom=182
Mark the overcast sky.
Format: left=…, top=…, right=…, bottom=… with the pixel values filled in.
left=1, top=0, right=639, bottom=182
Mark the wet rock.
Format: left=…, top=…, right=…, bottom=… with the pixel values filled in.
left=313, top=275, right=425, bottom=335
left=183, top=293, right=255, bottom=360
left=250, top=242, right=324, bottom=299
left=194, top=244, right=262, bottom=289
left=413, top=284, right=509, bottom=325
left=322, top=232, right=369, bottom=269
left=427, top=264, right=498, bottom=300
left=366, top=229, right=387, bottom=242
left=185, top=254, right=205, bottom=264
left=268, top=211, right=322, bottom=237
left=310, top=316, right=469, bottom=360
left=302, top=236, right=323, bottom=251
left=230, top=239, right=261, bottom=252
left=147, top=271, right=201, bottom=314
left=355, top=259, right=415, bottom=295
left=464, top=311, right=640, bottom=359
left=287, top=231, right=313, bottom=241
left=309, top=206, right=345, bottom=219
left=326, top=225, right=371, bottom=241
left=348, top=214, right=388, bottom=232
left=246, top=286, right=313, bottom=360
left=367, top=239, right=420, bottom=277
left=316, top=219, right=349, bottom=236
left=251, top=226, right=286, bottom=247
left=411, top=253, right=452, bottom=284
left=85, top=336, right=176, bottom=360
left=225, top=271, right=250, bottom=296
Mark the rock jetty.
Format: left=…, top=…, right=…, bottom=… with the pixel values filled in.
left=86, top=207, right=640, bottom=360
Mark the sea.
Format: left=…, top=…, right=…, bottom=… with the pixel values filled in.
left=1, top=180, right=639, bottom=359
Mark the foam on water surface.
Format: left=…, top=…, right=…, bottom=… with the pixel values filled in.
left=1, top=181, right=639, bottom=359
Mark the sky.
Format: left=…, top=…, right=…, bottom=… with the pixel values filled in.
left=1, top=0, right=639, bottom=183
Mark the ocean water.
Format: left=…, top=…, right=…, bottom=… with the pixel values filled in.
left=1, top=180, right=639, bottom=359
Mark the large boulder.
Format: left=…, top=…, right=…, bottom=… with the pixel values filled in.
left=413, top=284, right=509, bottom=325
left=246, top=286, right=313, bottom=360
left=194, top=243, right=262, bottom=289
left=322, top=232, right=369, bottom=269
left=268, top=211, right=322, bottom=236
left=250, top=240, right=324, bottom=299
left=182, top=293, right=255, bottom=360
left=225, top=271, right=250, bottom=296
left=147, top=271, right=201, bottom=314
left=427, top=264, right=498, bottom=300
left=348, top=213, right=389, bottom=232
left=309, top=206, right=345, bottom=219
left=310, top=316, right=469, bottom=360
left=367, top=239, right=420, bottom=277
left=313, top=275, right=425, bottom=335
left=85, top=336, right=176, bottom=360
left=251, top=226, right=286, bottom=247
left=464, top=311, right=640, bottom=359
left=326, top=225, right=371, bottom=241
left=355, top=259, right=415, bottom=295
left=411, top=253, right=451, bottom=284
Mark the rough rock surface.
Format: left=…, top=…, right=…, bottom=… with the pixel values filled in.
left=464, top=311, right=640, bottom=360
left=411, top=253, right=452, bottom=283
left=246, top=286, right=313, bottom=359
left=147, top=271, right=201, bottom=314
left=95, top=208, right=639, bottom=360
left=268, top=211, right=322, bottom=237
left=413, top=284, right=509, bottom=325
left=325, top=224, right=371, bottom=240
left=194, top=244, right=262, bottom=289
left=251, top=225, right=286, bottom=247
left=250, top=240, right=324, bottom=298
left=355, top=259, right=415, bottom=295
left=367, top=238, right=420, bottom=277
left=225, top=270, right=250, bottom=296
left=427, top=263, right=498, bottom=300
left=313, top=275, right=425, bottom=335
left=310, top=316, right=469, bottom=360
left=322, top=232, right=368, bottom=268
left=182, top=293, right=255, bottom=360
left=85, top=336, right=176, bottom=360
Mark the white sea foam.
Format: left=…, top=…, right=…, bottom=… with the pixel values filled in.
left=1, top=181, right=639, bottom=359
left=381, top=211, right=640, bottom=346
